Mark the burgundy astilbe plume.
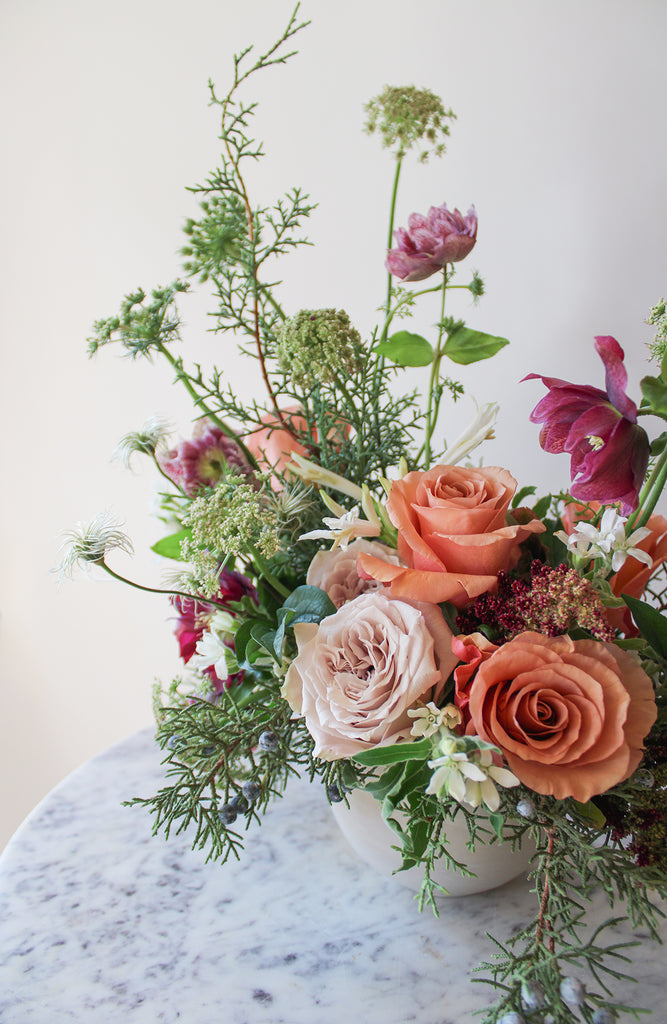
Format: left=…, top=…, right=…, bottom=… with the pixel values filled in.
left=456, top=562, right=614, bottom=642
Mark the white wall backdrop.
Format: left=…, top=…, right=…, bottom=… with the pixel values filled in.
left=1, top=0, right=666, bottom=849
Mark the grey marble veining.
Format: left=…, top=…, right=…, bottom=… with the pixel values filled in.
left=0, top=730, right=664, bottom=1023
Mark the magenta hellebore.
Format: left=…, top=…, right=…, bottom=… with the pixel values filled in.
left=525, top=336, right=650, bottom=515
left=386, top=202, right=478, bottom=282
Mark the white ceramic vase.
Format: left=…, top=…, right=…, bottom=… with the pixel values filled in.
left=331, top=787, right=534, bottom=896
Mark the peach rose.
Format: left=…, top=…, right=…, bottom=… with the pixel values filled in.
left=466, top=631, right=657, bottom=802
left=306, top=539, right=403, bottom=609
left=281, top=592, right=459, bottom=761
left=357, top=465, right=545, bottom=607
left=245, top=407, right=309, bottom=490
left=451, top=632, right=499, bottom=724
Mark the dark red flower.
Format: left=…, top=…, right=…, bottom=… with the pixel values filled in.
left=172, top=569, right=257, bottom=692
left=525, top=336, right=649, bottom=514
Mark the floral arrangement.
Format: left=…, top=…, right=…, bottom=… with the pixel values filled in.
left=60, top=8, right=667, bottom=1024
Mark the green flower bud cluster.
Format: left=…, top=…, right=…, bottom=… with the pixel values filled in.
left=276, top=308, right=363, bottom=388
left=647, top=297, right=667, bottom=364
left=185, top=475, right=280, bottom=573
left=364, top=86, right=455, bottom=161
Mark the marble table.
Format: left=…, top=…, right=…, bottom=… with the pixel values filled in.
left=0, top=731, right=664, bottom=1024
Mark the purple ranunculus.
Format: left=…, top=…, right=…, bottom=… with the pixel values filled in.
left=385, top=202, right=478, bottom=282
left=525, top=336, right=649, bottom=514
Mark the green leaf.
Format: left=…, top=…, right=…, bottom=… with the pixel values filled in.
left=650, top=430, right=667, bottom=456
left=272, top=585, right=336, bottom=658
left=571, top=799, right=607, bottom=829
left=363, top=763, right=405, bottom=801
left=375, top=331, right=434, bottom=367
left=352, top=739, right=431, bottom=767
left=489, top=812, right=505, bottom=839
left=511, top=485, right=537, bottom=509
left=443, top=327, right=509, bottom=366
left=640, top=375, right=667, bottom=420
left=622, top=594, right=667, bottom=659
left=661, top=349, right=667, bottom=383
left=151, top=528, right=191, bottom=560
left=532, top=495, right=552, bottom=520
left=281, top=584, right=336, bottom=622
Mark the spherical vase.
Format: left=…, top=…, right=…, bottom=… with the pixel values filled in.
left=331, top=787, right=534, bottom=896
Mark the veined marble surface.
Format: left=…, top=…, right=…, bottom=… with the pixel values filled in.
left=0, top=730, right=664, bottom=1023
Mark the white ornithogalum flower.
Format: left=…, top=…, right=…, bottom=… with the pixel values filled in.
left=189, top=609, right=238, bottom=679
left=426, top=731, right=518, bottom=812
left=555, top=507, right=653, bottom=572
left=300, top=502, right=381, bottom=550
left=287, top=453, right=364, bottom=501
left=57, top=511, right=134, bottom=579
left=408, top=701, right=462, bottom=739
left=440, top=401, right=499, bottom=465
left=112, top=416, right=172, bottom=468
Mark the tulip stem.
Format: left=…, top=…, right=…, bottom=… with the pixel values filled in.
left=423, top=267, right=449, bottom=468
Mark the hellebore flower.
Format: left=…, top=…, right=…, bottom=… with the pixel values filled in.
left=386, top=202, right=478, bottom=282
left=525, top=336, right=649, bottom=514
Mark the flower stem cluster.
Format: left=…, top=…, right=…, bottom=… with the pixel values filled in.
left=276, top=308, right=364, bottom=388
left=364, top=85, right=456, bottom=161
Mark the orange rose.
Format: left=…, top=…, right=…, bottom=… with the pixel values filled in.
left=357, top=465, right=545, bottom=607
left=466, top=632, right=657, bottom=802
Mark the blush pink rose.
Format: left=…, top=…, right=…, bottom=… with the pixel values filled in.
left=466, top=631, right=657, bottom=802
left=306, top=539, right=403, bottom=609
left=358, top=465, right=545, bottom=608
left=282, top=592, right=459, bottom=760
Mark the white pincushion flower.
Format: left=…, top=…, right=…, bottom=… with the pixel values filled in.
left=57, top=511, right=134, bottom=579
left=408, top=702, right=462, bottom=738
left=426, top=731, right=518, bottom=812
left=556, top=507, right=652, bottom=572
left=441, top=402, right=499, bottom=465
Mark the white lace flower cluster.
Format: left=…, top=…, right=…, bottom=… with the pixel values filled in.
left=409, top=705, right=518, bottom=812
left=555, top=508, right=652, bottom=573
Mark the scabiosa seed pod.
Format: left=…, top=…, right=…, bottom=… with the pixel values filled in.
left=276, top=308, right=363, bottom=388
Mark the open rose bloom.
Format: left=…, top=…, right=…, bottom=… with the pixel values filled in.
left=358, top=464, right=545, bottom=606
left=282, top=592, right=458, bottom=760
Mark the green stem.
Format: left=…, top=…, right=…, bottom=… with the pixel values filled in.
left=423, top=267, right=449, bottom=469
left=246, top=544, right=290, bottom=598
left=98, top=561, right=227, bottom=608
left=634, top=451, right=667, bottom=529
left=383, top=155, right=403, bottom=336
left=156, top=341, right=258, bottom=468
